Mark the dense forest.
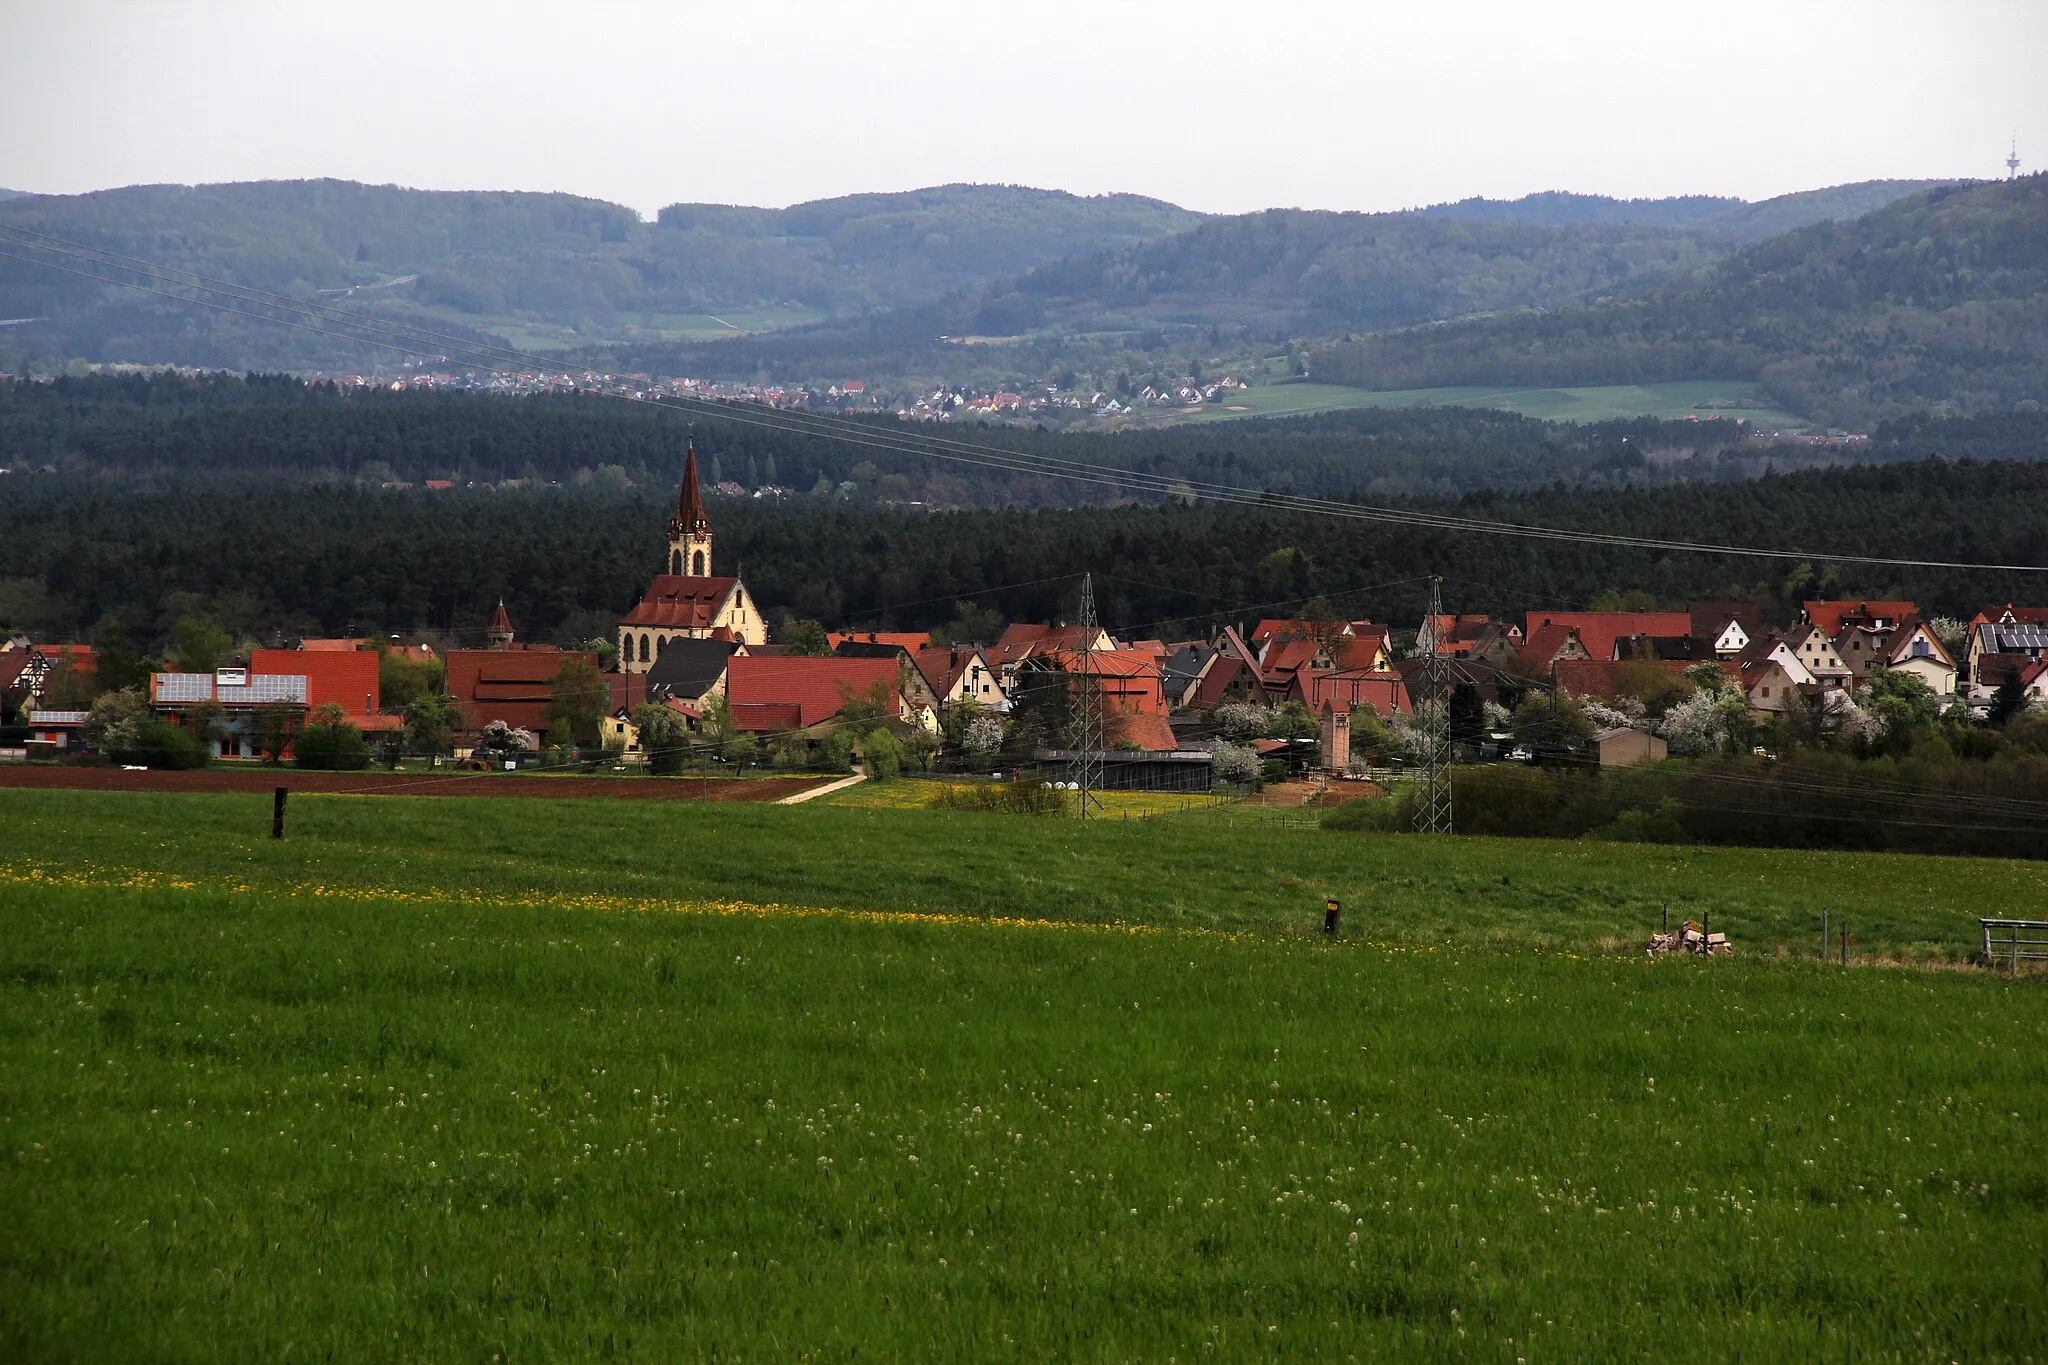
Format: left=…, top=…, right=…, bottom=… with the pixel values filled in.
left=1314, top=177, right=2048, bottom=427
left=4, top=456, right=2045, bottom=652
left=9, top=373, right=2048, bottom=504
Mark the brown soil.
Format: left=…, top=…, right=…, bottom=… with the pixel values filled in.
left=0, top=765, right=827, bottom=802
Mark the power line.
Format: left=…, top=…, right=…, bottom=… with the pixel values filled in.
left=6, top=225, right=2047, bottom=575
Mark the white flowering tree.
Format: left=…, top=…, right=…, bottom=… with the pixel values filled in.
left=1210, top=740, right=1261, bottom=786
left=1212, top=702, right=1272, bottom=740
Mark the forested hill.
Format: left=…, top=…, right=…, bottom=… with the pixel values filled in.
left=10, top=372, right=2048, bottom=504
left=609, top=179, right=1955, bottom=385
left=1407, top=184, right=1951, bottom=240
left=1412, top=191, right=1741, bottom=229
left=3, top=457, right=2045, bottom=649
left=1313, top=176, right=2048, bottom=428
left=0, top=180, right=1201, bottom=369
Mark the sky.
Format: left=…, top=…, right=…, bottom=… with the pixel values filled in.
left=2, top=0, right=2043, bottom=217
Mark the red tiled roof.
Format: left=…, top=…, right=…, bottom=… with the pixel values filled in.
left=1553, top=658, right=1738, bottom=701
left=1523, top=612, right=1692, bottom=662
left=1296, top=669, right=1411, bottom=716
left=251, top=648, right=381, bottom=717
left=620, top=576, right=739, bottom=629
left=725, top=655, right=901, bottom=730
left=444, top=649, right=596, bottom=732
left=830, top=631, right=929, bottom=651
left=299, top=638, right=369, bottom=652
left=912, top=646, right=987, bottom=698
left=1803, top=600, right=1917, bottom=635
left=1518, top=623, right=1587, bottom=672
left=1114, top=713, right=1180, bottom=752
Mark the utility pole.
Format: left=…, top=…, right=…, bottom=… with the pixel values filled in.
left=1070, top=573, right=1106, bottom=818
left=1413, top=576, right=1454, bottom=834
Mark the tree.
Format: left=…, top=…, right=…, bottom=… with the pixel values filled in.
left=379, top=647, right=445, bottom=711
left=632, top=701, right=690, bottom=775
left=1211, top=740, right=1260, bottom=786
left=1513, top=690, right=1593, bottom=750
left=403, top=693, right=460, bottom=757
left=115, top=719, right=211, bottom=770
left=251, top=701, right=305, bottom=764
left=295, top=712, right=371, bottom=770
left=861, top=727, right=907, bottom=780
left=183, top=700, right=230, bottom=755
left=168, top=616, right=233, bottom=673
left=1269, top=701, right=1320, bottom=740
left=778, top=618, right=832, bottom=656
left=836, top=676, right=898, bottom=726
left=541, top=656, right=606, bottom=748
left=83, top=689, right=149, bottom=754
left=1860, top=669, right=1940, bottom=749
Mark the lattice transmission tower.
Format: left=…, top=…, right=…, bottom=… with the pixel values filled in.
left=1068, top=572, right=1106, bottom=818
left=1413, top=576, right=1455, bottom=834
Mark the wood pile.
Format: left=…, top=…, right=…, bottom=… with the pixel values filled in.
left=1648, top=920, right=1731, bottom=956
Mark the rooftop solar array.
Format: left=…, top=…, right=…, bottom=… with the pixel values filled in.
left=152, top=672, right=214, bottom=702
left=2000, top=624, right=2048, bottom=652
left=221, top=676, right=306, bottom=704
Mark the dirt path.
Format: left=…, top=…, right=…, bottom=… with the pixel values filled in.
left=0, top=766, right=828, bottom=802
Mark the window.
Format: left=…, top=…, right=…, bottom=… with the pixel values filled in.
left=639, top=634, right=650, bottom=663
left=671, top=549, right=681, bottom=575
left=692, top=550, right=706, bottom=575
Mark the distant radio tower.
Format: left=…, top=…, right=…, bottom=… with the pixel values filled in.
left=2009, top=135, right=2022, bottom=180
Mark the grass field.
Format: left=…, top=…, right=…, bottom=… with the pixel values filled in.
left=1178, top=379, right=1812, bottom=431
left=5, top=790, right=2046, bottom=1358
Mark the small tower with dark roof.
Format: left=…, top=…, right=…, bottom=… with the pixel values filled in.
left=667, top=443, right=714, bottom=578
left=487, top=599, right=515, bottom=649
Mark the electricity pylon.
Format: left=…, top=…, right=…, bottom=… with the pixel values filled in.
left=1413, top=576, right=1455, bottom=834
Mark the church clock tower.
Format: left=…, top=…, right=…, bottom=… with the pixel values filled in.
left=667, top=443, right=713, bottom=578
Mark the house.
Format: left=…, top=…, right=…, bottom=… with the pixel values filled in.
left=1172, top=628, right=1265, bottom=711
left=1688, top=602, right=1767, bottom=657
left=249, top=648, right=385, bottom=725
left=1518, top=623, right=1593, bottom=675
left=617, top=446, right=766, bottom=672
left=445, top=647, right=598, bottom=738
left=1553, top=658, right=1737, bottom=704
left=1523, top=612, right=1692, bottom=663
left=3, top=642, right=95, bottom=710
left=1591, top=727, right=1667, bottom=769
left=912, top=646, right=1008, bottom=711
left=1417, top=614, right=1521, bottom=658
left=25, top=709, right=89, bottom=752
left=1293, top=668, right=1412, bottom=718
left=1739, top=657, right=1807, bottom=713
left=1048, top=647, right=1169, bottom=718
left=1803, top=600, right=1917, bottom=637
left=644, top=638, right=739, bottom=705
left=1883, top=621, right=1958, bottom=696
left=1750, top=625, right=1851, bottom=691
left=150, top=667, right=316, bottom=758
left=1964, top=607, right=2048, bottom=692
left=723, top=655, right=936, bottom=734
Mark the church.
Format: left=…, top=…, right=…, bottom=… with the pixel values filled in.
left=616, top=446, right=767, bottom=674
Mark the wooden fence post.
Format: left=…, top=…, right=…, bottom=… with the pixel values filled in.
left=272, top=786, right=288, bottom=840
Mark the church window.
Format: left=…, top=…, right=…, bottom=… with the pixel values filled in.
left=671, top=549, right=681, bottom=575
left=692, top=549, right=706, bottom=576
left=639, top=634, right=650, bottom=663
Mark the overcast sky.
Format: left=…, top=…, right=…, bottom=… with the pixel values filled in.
left=3, top=0, right=2042, bottom=216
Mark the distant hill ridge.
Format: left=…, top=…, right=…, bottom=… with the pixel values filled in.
left=1312, top=176, right=2048, bottom=426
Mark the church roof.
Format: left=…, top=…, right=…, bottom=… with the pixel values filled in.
left=620, top=575, right=739, bottom=629
left=670, top=444, right=712, bottom=540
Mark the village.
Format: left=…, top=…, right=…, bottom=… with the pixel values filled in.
left=6, top=450, right=2046, bottom=788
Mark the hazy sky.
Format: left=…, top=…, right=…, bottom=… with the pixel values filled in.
left=3, top=0, right=2042, bottom=216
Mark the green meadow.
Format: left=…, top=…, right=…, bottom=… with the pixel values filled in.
left=1186, top=379, right=1810, bottom=430
left=4, top=789, right=2045, bottom=1359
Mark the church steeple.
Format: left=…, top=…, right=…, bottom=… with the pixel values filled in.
left=666, top=443, right=714, bottom=577
left=487, top=599, right=515, bottom=648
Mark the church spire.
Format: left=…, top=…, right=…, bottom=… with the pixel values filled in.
left=487, top=598, right=515, bottom=648
left=672, top=443, right=712, bottom=540
left=665, top=443, right=715, bottom=577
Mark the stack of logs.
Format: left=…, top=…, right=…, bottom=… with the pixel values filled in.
left=1648, top=920, right=1731, bottom=956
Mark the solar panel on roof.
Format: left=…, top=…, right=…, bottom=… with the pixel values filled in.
left=2001, top=624, right=2048, bottom=651
left=153, top=673, right=214, bottom=702
left=220, top=676, right=306, bottom=704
